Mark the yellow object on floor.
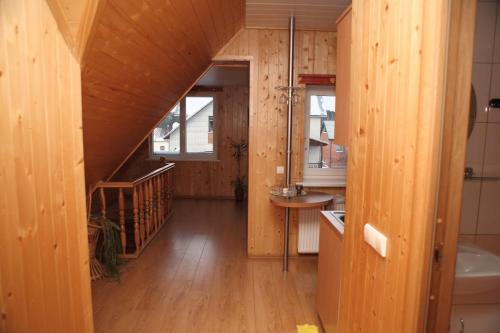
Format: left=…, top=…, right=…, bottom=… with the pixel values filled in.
left=297, top=324, right=319, bottom=333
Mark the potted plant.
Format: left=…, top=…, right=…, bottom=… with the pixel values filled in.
left=230, top=139, right=248, bottom=201
left=90, top=215, right=122, bottom=279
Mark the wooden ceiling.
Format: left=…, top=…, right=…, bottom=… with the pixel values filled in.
left=81, top=0, right=244, bottom=187
left=245, top=0, right=351, bottom=31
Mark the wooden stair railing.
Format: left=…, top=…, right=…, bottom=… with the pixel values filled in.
left=96, top=163, right=175, bottom=259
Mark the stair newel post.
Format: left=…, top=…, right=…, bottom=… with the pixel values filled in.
left=138, top=183, right=145, bottom=245
left=132, top=186, right=140, bottom=254
left=168, top=169, right=173, bottom=213
left=118, top=188, right=126, bottom=255
left=99, top=187, right=106, bottom=218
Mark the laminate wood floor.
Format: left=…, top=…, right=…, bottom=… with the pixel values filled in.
left=92, top=199, right=321, bottom=333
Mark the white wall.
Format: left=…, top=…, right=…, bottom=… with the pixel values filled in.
left=460, top=0, right=500, bottom=256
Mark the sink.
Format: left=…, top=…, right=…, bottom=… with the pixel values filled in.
left=324, top=211, right=344, bottom=224
left=454, top=244, right=500, bottom=295
left=322, top=211, right=345, bottom=235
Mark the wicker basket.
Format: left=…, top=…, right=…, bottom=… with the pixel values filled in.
left=88, top=223, right=104, bottom=281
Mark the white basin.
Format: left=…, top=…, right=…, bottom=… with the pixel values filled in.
left=454, top=244, right=500, bottom=295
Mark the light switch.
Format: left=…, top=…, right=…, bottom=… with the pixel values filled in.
left=363, top=224, right=388, bottom=258
left=276, top=166, right=285, bottom=174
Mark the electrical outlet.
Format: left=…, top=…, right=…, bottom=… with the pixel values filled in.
left=276, top=166, right=285, bottom=174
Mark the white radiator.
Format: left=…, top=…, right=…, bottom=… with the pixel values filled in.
left=297, top=197, right=344, bottom=254
left=298, top=208, right=322, bottom=253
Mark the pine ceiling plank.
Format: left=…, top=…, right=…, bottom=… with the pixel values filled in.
left=190, top=0, right=220, bottom=54
left=245, top=0, right=350, bottom=31
left=81, top=0, right=244, bottom=187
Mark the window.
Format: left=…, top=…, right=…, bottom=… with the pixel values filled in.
left=303, top=85, right=347, bottom=186
left=151, top=93, right=217, bottom=160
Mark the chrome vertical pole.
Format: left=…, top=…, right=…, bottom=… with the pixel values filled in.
left=284, top=16, right=295, bottom=272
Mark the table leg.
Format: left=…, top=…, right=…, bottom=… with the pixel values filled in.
left=284, top=207, right=290, bottom=271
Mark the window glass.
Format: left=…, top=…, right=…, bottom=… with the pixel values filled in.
left=152, top=103, right=180, bottom=154
left=151, top=95, right=217, bottom=159
left=186, top=97, right=214, bottom=153
left=306, top=94, right=347, bottom=170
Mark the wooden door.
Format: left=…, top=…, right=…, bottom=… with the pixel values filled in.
left=426, top=1, right=477, bottom=332
left=338, top=1, right=465, bottom=332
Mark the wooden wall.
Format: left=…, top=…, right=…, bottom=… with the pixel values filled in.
left=0, top=0, right=93, bottom=332
left=81, top=0, right=245, bottom=188
left=215, top=29, right=341, bottom=256
left=338, top=0, right=453, bottom=332
left=113, top=86, right=250, bottom=199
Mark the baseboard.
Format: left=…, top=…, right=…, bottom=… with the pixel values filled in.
left=174, top=195, right=236, bottom=200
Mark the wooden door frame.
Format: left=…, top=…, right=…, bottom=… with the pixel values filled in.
left=212, top=54, right=254, bottom=255
left=426, top=1, right=477, bottom=331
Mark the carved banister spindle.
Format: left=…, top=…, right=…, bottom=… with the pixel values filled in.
left=156, top=176, right=161, bottom=225
left=99, top=187, right=106, bottom=218
left=145, top=182, right=151, bottom=236
left=163, top=171, right=170, bottom=214
left=164, top=172, right=168, bottom=215
left=160, top=174, right=165, bottom=219
left=163, top=172, right=169, bottom=215
left=150, top=178, right=156, bottom=231
left=168, top=169, right=173, bottom=212
left=150, top=179, right=156, bottom=231
left=154, top=178, right=159, bottom=228
left=158, top=175, right=163, bottom=224
left=132, top=187, right=140, bottom=253
left=118, top=188, right=126, bottom=255
left=138, top=183, right=145, bottom=245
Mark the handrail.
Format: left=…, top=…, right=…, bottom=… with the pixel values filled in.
left=132, top=163, right=175, bottom=185
left=96, top=163, right=175, bottom=188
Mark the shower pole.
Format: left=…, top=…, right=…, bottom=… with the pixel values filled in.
left=283, top=16, right=295, bottom=272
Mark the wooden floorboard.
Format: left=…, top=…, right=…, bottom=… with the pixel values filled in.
left=92, top=199, right=322, bottom=333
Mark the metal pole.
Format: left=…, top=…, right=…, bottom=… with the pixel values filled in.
left=284, top=16, right=295, bottom=272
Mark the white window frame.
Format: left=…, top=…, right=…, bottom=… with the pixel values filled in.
left=303, top=85, right=346, bottom=187
left=150, top=92, right=218, bottom=161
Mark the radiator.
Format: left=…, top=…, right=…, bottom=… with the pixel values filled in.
left=297, top=198, right=344, bottom=254
left=298, top=208, right=322, bottom=253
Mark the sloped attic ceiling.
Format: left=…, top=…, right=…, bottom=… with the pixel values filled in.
left=81, top=0, right=244, bottom=187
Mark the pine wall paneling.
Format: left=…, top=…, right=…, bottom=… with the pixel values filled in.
left=81, top=0, right=245, bottom=188
left=333, top=6, right=351, bottom=147
left=215, top=29, right=341, bottom=256
left=338, top=0, right=454, bottom=332
left=113, top=86, right=250, bottom=199
left=0, top=0, right=93, bottom=331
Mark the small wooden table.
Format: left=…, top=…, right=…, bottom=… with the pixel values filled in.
left=270, top=191, right=334, bottom=271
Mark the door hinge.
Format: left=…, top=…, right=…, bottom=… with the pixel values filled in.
left=434, top=243, right=444, bottom=264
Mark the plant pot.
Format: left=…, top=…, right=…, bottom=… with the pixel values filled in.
left=234, top=188, right=245, bottom=201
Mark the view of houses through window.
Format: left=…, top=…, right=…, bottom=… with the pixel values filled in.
left=152, top=95, right=216, bottom=159
left=304, top=85, right=347, bottom=184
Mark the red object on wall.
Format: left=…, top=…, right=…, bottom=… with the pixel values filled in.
left=298, top=74, right=336, bottom=86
